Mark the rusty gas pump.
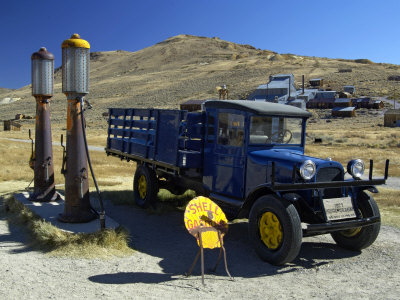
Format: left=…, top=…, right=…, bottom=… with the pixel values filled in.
left=30, top=47, right=58, bottom=202
left=58, top=34, right=97, bottom=223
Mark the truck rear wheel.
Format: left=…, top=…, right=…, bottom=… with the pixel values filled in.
left=331, top=191, right=380, bottom=251
left=248, top=195, right=302, bottom=265
left=133, top=165, right=159, bottom=208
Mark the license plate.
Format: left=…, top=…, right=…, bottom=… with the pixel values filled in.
left=323, top=197, right=356, bottom=221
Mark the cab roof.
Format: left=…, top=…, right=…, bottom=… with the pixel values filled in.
left=204, top=100, right=312, bottom=118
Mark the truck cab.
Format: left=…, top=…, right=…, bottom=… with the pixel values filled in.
left=202, top=100, right=310, bottom=211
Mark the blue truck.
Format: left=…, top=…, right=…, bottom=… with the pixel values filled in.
left=105, top=100, right=389, bottom=265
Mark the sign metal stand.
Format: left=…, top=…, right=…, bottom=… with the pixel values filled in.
left=184, top=196, right=233, bottom=285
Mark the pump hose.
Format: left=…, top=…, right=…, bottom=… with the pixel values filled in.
left=79, top=97, right=106, bottom=230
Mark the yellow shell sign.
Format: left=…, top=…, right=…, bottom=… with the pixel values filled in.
left=184, top=196, right=228, bottom=249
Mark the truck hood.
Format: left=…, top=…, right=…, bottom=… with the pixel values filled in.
left=248, top=148, right=342, bottom=170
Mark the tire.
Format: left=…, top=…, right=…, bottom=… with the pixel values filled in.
left=331, top=191, right=380, bottom=251
left=133, top=165, right=159, bottom=208
left=248, top=194, right=302, bottom=265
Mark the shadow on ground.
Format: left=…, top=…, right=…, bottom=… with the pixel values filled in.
left=88, top=190, right=361, bottom=284
left=0, top=198, right=36, bottom=254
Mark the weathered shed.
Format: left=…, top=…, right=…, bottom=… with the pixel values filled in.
left=309, top=78, right=323, bottom=87
left=315, top=90, right=337, bottom=100
left=332, top=107, right=356, bottom=117
left=4, top=120, right=22, bottom=131
left=384, top=109, right=400, bottom=127
left=338, top=91, right=351, bottom=98
left=307, top=98, right=336, bottom=109
left=180, top=99, right=208, bottom=112
left=343, top=85, right=356, bottom=94
left=334, top=98, right=353, bottom=107
left=371, top=100, right=384, bottom=109
left=354, top=98, right=371, bottom=109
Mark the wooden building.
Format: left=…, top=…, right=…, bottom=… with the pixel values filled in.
left=309, top=78, right=324, bottom=87
left=334, top=98, right=353, bottom=108
left=3, top=120, right=22, bottom=131
left=180, top=99, right=208, bottom=112
left=343, top=85, right=356, bottom=94
left=384, top=109, right=400, bottom=127
left=354, top=98, right=371, bottom=109
left=371, top=100, right=384, bottom=109
left=332, top=107, right=356, bottom=118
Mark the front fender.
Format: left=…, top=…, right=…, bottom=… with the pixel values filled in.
left=238, top=184, right=280, bottom=218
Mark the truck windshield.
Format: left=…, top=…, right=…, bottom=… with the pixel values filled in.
left=249, top=116, right=303, bottom=145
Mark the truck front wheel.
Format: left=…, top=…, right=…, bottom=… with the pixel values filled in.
left=331, top=191, right=380, bottom=251
left=133, top=165, right=159, bottom=208
left=248, top=195, right=302, bottom=265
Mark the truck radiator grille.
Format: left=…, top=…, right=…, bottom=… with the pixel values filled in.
left=316, top=167, right=343, bottom=182
left=316, top=167, right=343, bottom=198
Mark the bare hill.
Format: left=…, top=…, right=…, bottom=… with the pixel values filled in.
left=0, top=87, right=14, bottom=97
left=1, top=34, right=399, bottom=123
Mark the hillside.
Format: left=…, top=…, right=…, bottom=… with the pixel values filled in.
left=0, top=87, right=14, bottom=97
left=1, top=34, right=399, bottom=123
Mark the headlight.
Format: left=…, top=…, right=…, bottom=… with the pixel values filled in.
left=299, top=160, right=316, bottom=180
left=347, top=159, right=365, bottom=179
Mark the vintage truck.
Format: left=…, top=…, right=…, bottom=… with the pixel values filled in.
left=105, top=100, right=389, bottom=265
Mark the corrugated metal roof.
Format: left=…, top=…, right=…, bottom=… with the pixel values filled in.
left=204, top=100, right=311, bottom=117
left=315, top=91, right=336, bottom=99
left=385, top=109, right=400, bottom=115
left=266, top=79, right=291, bottom=89
left=335, top=98, right=352, bottom=103
left=332, top=107, right=356, bottom=112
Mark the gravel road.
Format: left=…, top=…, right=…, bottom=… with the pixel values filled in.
left=1, top=196, right=400, bottom=299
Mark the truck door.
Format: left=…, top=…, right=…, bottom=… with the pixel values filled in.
left=203, top=111, right=246, bottom=198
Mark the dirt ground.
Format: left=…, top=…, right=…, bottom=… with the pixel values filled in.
left=1, top=181, right=400, bottom=299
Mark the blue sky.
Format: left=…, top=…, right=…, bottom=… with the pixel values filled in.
left=1, top=0, right=399, bottom=89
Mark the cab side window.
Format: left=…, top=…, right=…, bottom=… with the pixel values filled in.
left=217, top=113, right=245, bottom=146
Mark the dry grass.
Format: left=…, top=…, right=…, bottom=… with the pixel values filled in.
left=1, top=196, right=134, bottom=258
left=0, top=130, right=135, bottom=187
left=306, top=117, right=400, bottom=177
left=103, top=188, right=196, bottom=214
left=374, top=188, right=400, bottom=207
left=374, top=188, right=400, bottom=228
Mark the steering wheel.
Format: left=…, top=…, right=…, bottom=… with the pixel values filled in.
left=270, top=129, right=292, bottom=144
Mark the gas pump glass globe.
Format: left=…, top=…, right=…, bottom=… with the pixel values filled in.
left=31, top=48, right=54, bottom=96
left=61, top=34, right=90, bottom=95
left=62, top=47, right=89, bottom=94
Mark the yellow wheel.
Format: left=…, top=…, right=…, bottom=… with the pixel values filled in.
left=331, top=192, right=380, bottom=250
left=340, top=227, right=362, bottom=238
left=138, top=175, right=147, bottom=199
left=134, top=165, right=159, bottom=208
left=259, top=212, right=283, bottom=250
left=249, top=195, right=302, bottom=265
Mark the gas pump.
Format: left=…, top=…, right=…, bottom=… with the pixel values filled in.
left=30, top=47, right=58, bottom=202
left=58, top=34, right=97, bottom=223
